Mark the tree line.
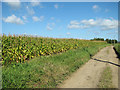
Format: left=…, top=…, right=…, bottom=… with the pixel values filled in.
left=91, top=38, right=118, bottom=44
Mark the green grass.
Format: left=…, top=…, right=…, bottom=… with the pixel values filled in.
left=114, top=43, right=120, bottom=56
left=2, top=44, right=108, bottom=88
left=97, top=66, right=114, bottom=88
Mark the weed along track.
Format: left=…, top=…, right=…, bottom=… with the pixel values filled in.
left=59, top=46, right=119, bottom=88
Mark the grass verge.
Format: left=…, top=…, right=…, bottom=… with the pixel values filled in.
left=114, top=44, right=120, bottom=59
left=97, top=66, right=114, bottom=88
left=2, top=45, right=108, bottom=88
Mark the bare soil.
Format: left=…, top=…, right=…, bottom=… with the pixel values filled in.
left=58, top=46, right=119, bottom=88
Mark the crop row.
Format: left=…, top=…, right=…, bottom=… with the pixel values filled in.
left=2, top=34, right=107, bottom=65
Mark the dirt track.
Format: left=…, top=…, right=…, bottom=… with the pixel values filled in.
left=59, top=46, right=119, bottom=88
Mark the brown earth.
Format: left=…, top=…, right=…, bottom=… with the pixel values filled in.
left=58, top=46, right=119, bottom=88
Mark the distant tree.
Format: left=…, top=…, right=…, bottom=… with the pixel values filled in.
left=91, top=38, right=104, bottom=41
left=91, top=38, right=118, bottom=44
left=105, top=38, right=117, bottom=44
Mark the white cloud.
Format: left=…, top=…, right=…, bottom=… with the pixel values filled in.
left=39, top=16, right=44, bottom=21
left=67, top=32, right=71, bottom=35
left=22, top=16, right=27, bottom=20
left=30, top=0, right=40, bottom=6
left=68, top=20, right=90, bottom=29
left=46, top=25, right=52, bottom=30
left=93, top=5, right=99, bottom=9
left=32, top=16, right=39, bottom=22
left=3, top=0, right=20, bottom=8
left=22, top=16, right=28, bottom=23
left=32, top=16, right=44, bottom=22
left=68, top=24, right=81, bottom=29
left=100, top=19, right=118, bottom=30
left=30, top=0, right=44, bottom=8
left=54, top=4, right=58, bottom=9
left=26, top=6, right=35, bottom=15
left=70, top=20, right=80, bottom=25
left=92, top=5, right=100, bottom=12
left=31, top=2, right=40, bottom=6
left=68, top=18, right=118, bottom=30
left=3, top=0, right=20, bottom=2
left=3, top=14, right=24, bottom=24
left=46, top=23, right=55, bottom=30
left=68, top=24, right=89, bottom=29
left=81, top=19, right=97, bottom=26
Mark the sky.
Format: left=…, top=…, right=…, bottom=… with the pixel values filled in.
left=1, top=1, right=118, bottom=40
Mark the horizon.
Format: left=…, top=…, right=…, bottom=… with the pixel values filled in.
left=1, top=33, right=118, bottom=41
left=2, top=2, right=118, bottom=41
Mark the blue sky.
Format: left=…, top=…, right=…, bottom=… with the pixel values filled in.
left=2, top=1, right=118, bottom=40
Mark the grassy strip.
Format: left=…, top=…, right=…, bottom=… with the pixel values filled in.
left=2, top=45, right=108, bottom=88
left=114, top=44, right=120, bottom=58
left=97, top=66, right=114, bottom=88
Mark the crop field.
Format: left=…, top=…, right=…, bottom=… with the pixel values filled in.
left=1, top=34, right=110, bottom=88
left=2, top=34, right=108, bottom=65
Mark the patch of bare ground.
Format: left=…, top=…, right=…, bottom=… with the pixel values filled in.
left=58, top=46, right=119, bottom=88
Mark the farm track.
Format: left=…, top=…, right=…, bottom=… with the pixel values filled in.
left=58, top=46, right=119, bottom=88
